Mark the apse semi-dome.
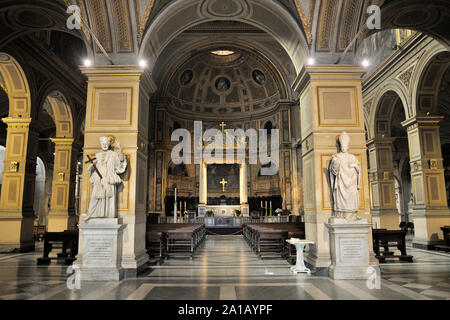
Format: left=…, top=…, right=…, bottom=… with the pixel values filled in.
left=161, top=48, right=287, bottom=116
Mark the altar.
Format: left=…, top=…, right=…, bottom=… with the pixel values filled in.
left=206, top=205, right=241, bottom=216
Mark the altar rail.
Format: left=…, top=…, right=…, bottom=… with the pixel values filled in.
left=155, top=216, right=299, bottom=224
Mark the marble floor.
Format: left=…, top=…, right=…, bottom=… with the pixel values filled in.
left=0, top=236, right=449, bottom=300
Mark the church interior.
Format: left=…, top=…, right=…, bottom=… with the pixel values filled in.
left=0, top=0, right=450, bottom=303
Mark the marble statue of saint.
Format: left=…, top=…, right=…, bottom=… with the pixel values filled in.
left=329, top=132, right=361, bottom=221
left=83, top=136, right=127, bottom=221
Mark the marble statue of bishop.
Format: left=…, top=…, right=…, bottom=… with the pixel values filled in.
left=329, top=132, right=361, bottom=220
left=83, top=136, right=127, bottom=221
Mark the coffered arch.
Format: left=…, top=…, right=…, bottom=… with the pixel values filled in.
left=411, top=44, right=450, bottom=117
left=369, top=82, right=409, bottom=139
left=0, top=52, right=31, bottom=118
left=140, top=0, right=309, bottom=74
left=43, top=91, right=74, bottom=139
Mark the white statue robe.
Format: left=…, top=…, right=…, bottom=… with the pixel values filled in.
left=86, top=150, right=127, bottom=219
left=329, top=152, right=361, bottom=214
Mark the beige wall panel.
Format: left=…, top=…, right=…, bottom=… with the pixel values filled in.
left=320, top=154, right=332, bottom=210
left=369, top=149, right=376, bottom=169
left=378, top=148, right=391, bottom=169
left=92, top=88, right=133, bottom=126
left=54, top=184, right=67, bottom=208
left=13, top=99, right=26, bottom=113
left=422, top=129, right=439, bottom=156
left=8, top=133, right=24, bottom=157
left=381, top=182, right=395, bottom=207
left=300, top=86, right=312, bottom=139
left=57, top=150, right=69, bottom=170
left=303, top=154, right=314, bottom=210
left=409, top=131, right=420, bottom=159
left=372, top=183, right=380, bottom=208
left=412, top=175, right=424, bottom=204
left=426, top=174, right=445, bottom=206
left=317, top=87, right=358, bottom=127
left=2, top=175, right=22, bottom=208
left=59, top=122, right=71, bottom=135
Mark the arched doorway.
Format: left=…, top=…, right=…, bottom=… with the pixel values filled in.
left=41, top=90, right=76, bottom=232
left=405, top=50, right=450, bottom=248
left=369, top=89, right=409, bottom=229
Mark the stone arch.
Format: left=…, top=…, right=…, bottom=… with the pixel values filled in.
left=42, top=91, right=74, bottom=138
left=0, top=53, right=31, bottom=117
left=139, top=0, right=309, bottom=74
left=410, top=43, right=450, bottom=116
left=369, top=83, right=409, bottom=138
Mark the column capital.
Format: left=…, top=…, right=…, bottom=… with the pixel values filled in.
left=293, top=65, right=366, bottom=94
left=50, top=138, right=75, bottom=146
left=80, top=65, right=145, bottom=76
left=367, top=137, right=396, bottom=147
left=401, top=116, right=444, bottom=129
left=1, top=117, right=32, bottom=127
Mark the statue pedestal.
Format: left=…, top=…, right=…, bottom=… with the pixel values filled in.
left=326, top=218, right=372, bottom=280
left=74, top=218, right=124, bottom=281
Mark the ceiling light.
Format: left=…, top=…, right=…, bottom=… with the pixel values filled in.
left=362, top=59, right=371, bottom=67
left=83, top=59, right=92, bottom=67
left=307, top=57, right=315, bottom=65
left=139, top=60, right=147, bottom=67
left=211, top=50, right=235, bottom=56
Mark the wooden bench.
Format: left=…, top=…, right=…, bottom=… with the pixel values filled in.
left=37, top=230, right=79, bottom=265
left=146, top=223, right=205, bottom=259
left=434, top=226, right=450, bottom=252
left=243, top=223, right=305, bottom=259
left=372, top=229, right=413, bottom=263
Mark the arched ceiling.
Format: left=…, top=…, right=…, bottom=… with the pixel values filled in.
left=58, top=0, right=381, bottom=71
left=152, top=21, right=298, bottom=88
left=373, top=0, right=450, bottom=50
left=1, top=0, right=449, bottom=81
left=0, top=0, right=85, bottom=49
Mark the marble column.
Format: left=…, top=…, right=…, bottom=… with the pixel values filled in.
left=401, top=116, right=450, bottom=249
left=78, top=66, right=155, bottom=277
left=198, top=162, right=207, bottom=215
left=367, top=138, right=399, bottom=229
left=293, top=65, right=377, bottom=275
left=291, top=140, right=302, bottom=215
left=240, top=161, right=249, bottom=215
left=0, top=117, right=38, bottom=252
left=47, top=138, right=77, bottom=232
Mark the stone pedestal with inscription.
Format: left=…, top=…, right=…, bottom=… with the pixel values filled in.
left=74, top=218, right=124, bottom=281
left=326, top=218, right=372, bottom=280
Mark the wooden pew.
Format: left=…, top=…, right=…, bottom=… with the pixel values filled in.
left=243, top=223, right=305, bottom=259
left=372, top=229, right=413, bottom=263
left=434, top=226, right=450, bottom=252
left=37, top=230, right=79, bottom=265
left=146, top=223, right=205, bottom=259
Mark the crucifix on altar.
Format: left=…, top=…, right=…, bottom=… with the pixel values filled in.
left=219, top=122, right=227, bottom=134
left=220, top=178, right=228, bottom=192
